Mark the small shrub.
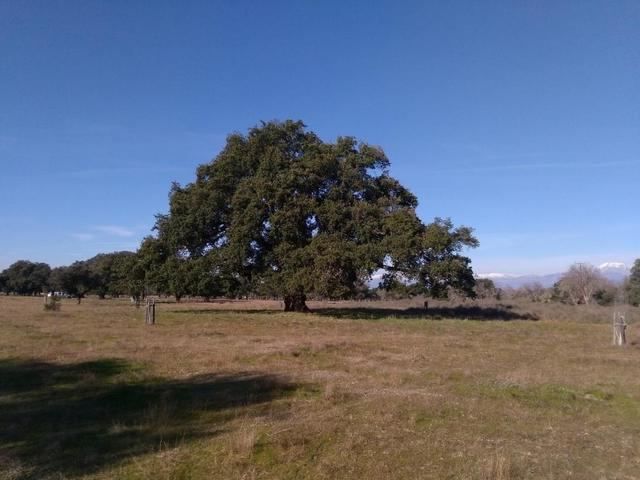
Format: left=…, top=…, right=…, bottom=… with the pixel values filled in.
left=43, top=296, right=61, bottom=311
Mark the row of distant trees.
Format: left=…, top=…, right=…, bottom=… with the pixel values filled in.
left=0, top=253, right=136, bottom=303
left=2, top=256, right=638, bottom=307
left=0, top=246, right=384, bottom=304
left=473, top=261, right=640, bottom=306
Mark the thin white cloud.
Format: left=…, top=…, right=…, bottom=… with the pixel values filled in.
left=70, top=233, right=95, bottom=241
left=93, top=225, right=135, bottom=237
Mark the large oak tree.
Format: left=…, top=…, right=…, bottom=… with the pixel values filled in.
left=153, top=121, right=478, bottom=311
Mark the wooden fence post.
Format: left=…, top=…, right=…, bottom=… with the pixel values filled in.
left=145, top=298, right=156, bottom=325
left=613, top=311, right=626, bottom=346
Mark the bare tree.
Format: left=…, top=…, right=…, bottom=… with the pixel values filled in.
left=557, top=263, right=605, bottom=305
left=475, top=278, right=499, bottom=300
left=516, top=282, right=547, bottom=302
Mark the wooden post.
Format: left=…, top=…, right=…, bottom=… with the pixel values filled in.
left=145, top=298, right=156, bottom=325
left=613, top=312, right=626, bottom=346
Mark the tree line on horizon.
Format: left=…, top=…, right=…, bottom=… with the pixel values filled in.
left=0, top=253, right=136, bottom=303
left=1, top=256, right=639, bottom=307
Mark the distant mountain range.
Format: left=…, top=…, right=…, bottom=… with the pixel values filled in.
left=477, top=262, right=630, bottom=289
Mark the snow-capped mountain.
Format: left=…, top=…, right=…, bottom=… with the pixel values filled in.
left=475, top=273, right=518, bottom=280
left=476, top=272, right=562, bottom=289
left=477, top=262, right=630, bottom=289
left=598, top=262, right=626, bottom=270
left=597, top=262, right=630, bottom=284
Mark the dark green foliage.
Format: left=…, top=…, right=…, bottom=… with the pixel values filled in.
left=550, top=282, right=570, bottom=303
left=627, top=259, right=640, bottom=306
left=0, top=260, right=51, bottom=295
left=153, top=121, right=478, bottom=310
left=84, top=252, right=136, bottom=298
left=161, top=256, right=192, bottom=302
left=50, top=262, right=97, bottom=304
left=1, top=254, right=137, bottom=301
left=119, top=237, right=166, bottom=301
left=592, top=287, right=616, bottom=306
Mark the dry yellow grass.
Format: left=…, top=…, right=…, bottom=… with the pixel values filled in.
left=1, top=295, right=639, bottom=479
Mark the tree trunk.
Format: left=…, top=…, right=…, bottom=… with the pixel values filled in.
left=283, top=292, right=310, bottom=312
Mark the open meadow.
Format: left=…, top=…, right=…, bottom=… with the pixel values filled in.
left=1, top=296, right=639, bottom=480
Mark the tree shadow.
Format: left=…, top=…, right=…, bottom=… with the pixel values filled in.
left=0, top=358, right=299, bottom=479
left=168, top=304, right=538, bottom=321
left=313, top=304, right=539, bottom=321
left=170, top=308, right=283, bottom=316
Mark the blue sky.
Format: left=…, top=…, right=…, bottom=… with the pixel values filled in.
left=1, top=1, right=638, bottom=274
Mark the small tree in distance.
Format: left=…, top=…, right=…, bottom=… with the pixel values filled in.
left=557, top=263, right=606, bottom=305
left=50, top=262, right=97, bottom=304
left=627, top=259, right=640, bottom=306
left=85, top=252, right=136, bottom=299
left=474, top=278, right=500, bottom=300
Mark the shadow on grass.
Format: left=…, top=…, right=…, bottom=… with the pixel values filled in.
left=0, top=358, right=298, bottom=479
left=170, top=308, right=283, bottom=316
left=168, top=304, right=538, bottom=321
left=313, top=304, right=539, bottom=321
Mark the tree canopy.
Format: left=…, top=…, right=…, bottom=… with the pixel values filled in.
left=84, top=252, right=136, bottom=299
left=627, top=259, right=640, bottom=306
left=0, top=260, right=51, bottom=295
left=47, top=252, right=135, bottom=303
left=152, top=120, right=478, bottom=310
left=50, top=262, right=97, bottom=304
left=557, top=263, right=607, bottom=305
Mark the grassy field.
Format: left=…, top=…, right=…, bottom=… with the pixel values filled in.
left=1, top=296, right=639, bottom=480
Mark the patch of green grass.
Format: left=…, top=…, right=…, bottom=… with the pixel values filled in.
left=455, top=380, right=640, bottom=422
left=252, top=433, right=280, bottom=466
left=413, top=405, right=465, bottom=428
left=607, top=393, right=640, bottom=422
left=292, top=384, right=323, bottom=400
